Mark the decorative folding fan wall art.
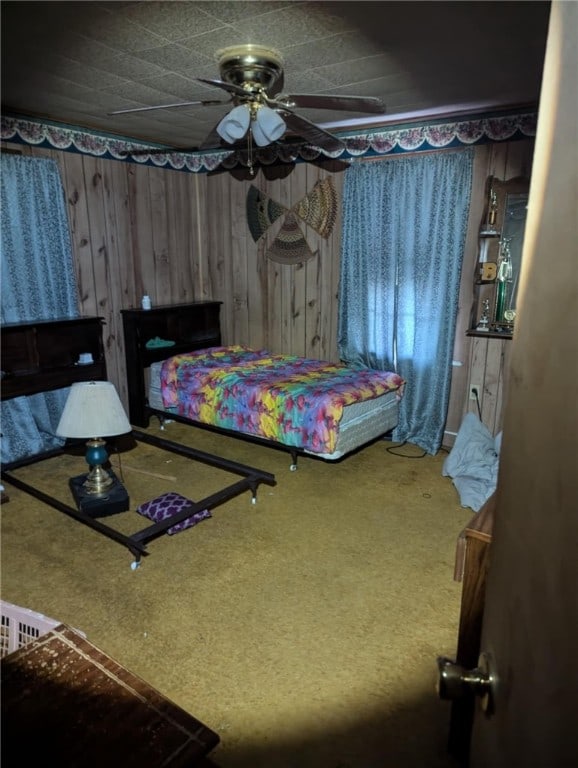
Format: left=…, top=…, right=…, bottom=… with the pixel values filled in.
left=246, top=178, right=338, bottom=264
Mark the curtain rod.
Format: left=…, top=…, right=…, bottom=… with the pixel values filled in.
left=354, top=145, right=471, bottom=163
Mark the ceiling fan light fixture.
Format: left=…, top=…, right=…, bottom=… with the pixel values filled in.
left=216, top=104, right=251, bottom=143
left=110, top=41, right=389, bottom=157
left=252, top=105, right=286, bottom=146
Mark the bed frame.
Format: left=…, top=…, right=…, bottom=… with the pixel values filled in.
left=2, top=431, right=275, bottom=567
left=121, top=302, right=400, bottom=469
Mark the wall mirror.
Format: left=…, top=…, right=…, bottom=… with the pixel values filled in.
left=471, top=175, right=530, bottom=337
left=498, top=190, right=528, bottom=324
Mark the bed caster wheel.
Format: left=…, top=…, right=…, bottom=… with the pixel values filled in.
left=290, top=464, right=297, bottom=472
left=131, top=560, right=141, bottom=570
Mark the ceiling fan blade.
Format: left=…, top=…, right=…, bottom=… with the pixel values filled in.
left=198, top=121, right=239, bottom=151
left=310, top=156, right=351, bottom=173
left=276, top=94, right=386, bottom=114
left=278, top=109, right=345, bottom=153
left=196, top=77, right=250, bottom=99
left=108, top=98, right=224, bottom=116
left=208, top=160, right=295, bottom=181
left=118, top=122, right=242, bottom=156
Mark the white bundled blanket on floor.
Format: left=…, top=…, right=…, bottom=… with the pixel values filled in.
left=442, top=413, right=502, bottom=512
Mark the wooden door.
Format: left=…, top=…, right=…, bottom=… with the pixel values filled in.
left=470, top=3, right=578, bottom=765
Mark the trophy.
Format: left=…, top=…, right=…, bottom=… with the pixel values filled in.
left=495, top=238, right=513, bottom=324
left=480, top=180, right=499, bottom=236
left=476, top=298, right=491, bottom=332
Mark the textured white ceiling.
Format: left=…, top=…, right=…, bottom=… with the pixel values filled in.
left=1, top=1, right=551, bottom=151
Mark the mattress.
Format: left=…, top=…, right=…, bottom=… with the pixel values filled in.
left=147, top=359, right=399, bottom=461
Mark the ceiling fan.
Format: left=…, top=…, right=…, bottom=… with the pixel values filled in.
left=110, top=44, right=386, bottom=158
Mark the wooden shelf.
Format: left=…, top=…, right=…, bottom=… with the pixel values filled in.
left=466, top=329, right=513, bottom=340
left=1, top=317, right=106, bottom=399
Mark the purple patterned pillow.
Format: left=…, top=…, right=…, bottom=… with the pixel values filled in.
left=136, top=492, right=211, bottom=535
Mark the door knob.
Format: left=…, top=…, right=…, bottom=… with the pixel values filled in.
left=436, top=652, right=496, bottom=714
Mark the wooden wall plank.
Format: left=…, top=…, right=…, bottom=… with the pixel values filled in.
left=290, top=164, right=308, bottom=356
left=244, top=175, right=267, bottom=349
left=108, top=160, right=134, bottom=405
left=127, top=164, right=154, bottom=301
left=97, top=156, right=128, bottom=392
left=276, top=170, right=293, bottom=354
left=80, top=156, right=122, bottom=390
left=109, top=161, right=135, bottom=311
left=60, top=152, right=98, bottom=318
left=193, top=173, right=210, bottom=302
left=304, top=167, right=323, bottom=359
left=494, top=340, right=513, bottom=437
left=205, top=174, right=231, bottom=340
left=318, top=166, right=336, bottom=362
left=262, top=172, right=284, bottom=353
left=148, top=167, right=171, bottom=306
left=177, top=171, right=198, bottom=303
left=467, top=337, right=488, bottom=418
left=257, top=238, right=270, bottom=349
left=327, top=169, right=344, bottom=362
left=504, top=140, right=535, bottom=179
left=481, top=339, right=503, bottom=432
left=230, top=176, right=250, bottom=345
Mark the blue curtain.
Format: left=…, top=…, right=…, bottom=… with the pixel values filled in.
left=338, top=149, right=473, bottom=454
left=1, top=155, right=79, bottom=464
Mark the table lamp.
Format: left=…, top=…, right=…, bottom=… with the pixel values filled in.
left=57, top=381, right=131, bottom=514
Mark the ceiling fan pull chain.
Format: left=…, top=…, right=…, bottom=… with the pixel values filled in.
left=247, top=130, right=255, bottom=177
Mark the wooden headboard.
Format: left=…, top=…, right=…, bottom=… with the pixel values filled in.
left=120, top=301, right=222, bottom=427
left=1, top=316, right=106, bottom=400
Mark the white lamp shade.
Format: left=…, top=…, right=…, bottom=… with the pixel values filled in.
left=216, top=104, right=251, bottom=143
left=252, top=106, right=286, bottom=146
left=57, top=381, right=131, bottom=438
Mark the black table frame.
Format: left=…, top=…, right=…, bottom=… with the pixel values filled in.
left=1, top=430, right=276, bottom=567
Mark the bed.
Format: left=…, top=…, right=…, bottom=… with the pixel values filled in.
left=145, top=345, right=404, bottom=469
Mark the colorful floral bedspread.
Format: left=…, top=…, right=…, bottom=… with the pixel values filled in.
left=160, top=346, right=405, bottom=454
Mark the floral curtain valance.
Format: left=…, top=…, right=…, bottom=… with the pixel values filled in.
left=1, top=110, right=536, bottom=175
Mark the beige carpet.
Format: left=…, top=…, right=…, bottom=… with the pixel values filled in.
left=1, top=422, right=471, bottom=767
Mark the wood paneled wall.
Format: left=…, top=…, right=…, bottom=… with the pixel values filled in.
left=2, top=137, right=533, bottom=444
left=202, top=161, right=343, bottom=361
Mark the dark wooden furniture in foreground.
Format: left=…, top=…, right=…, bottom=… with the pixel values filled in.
left=1, top=316, right=106, bottom=399
left=448, top=493, right=495, bottom=763
left=121, top=301, right=222, bottom=427
left=1, top=624, right=219, bottom=766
